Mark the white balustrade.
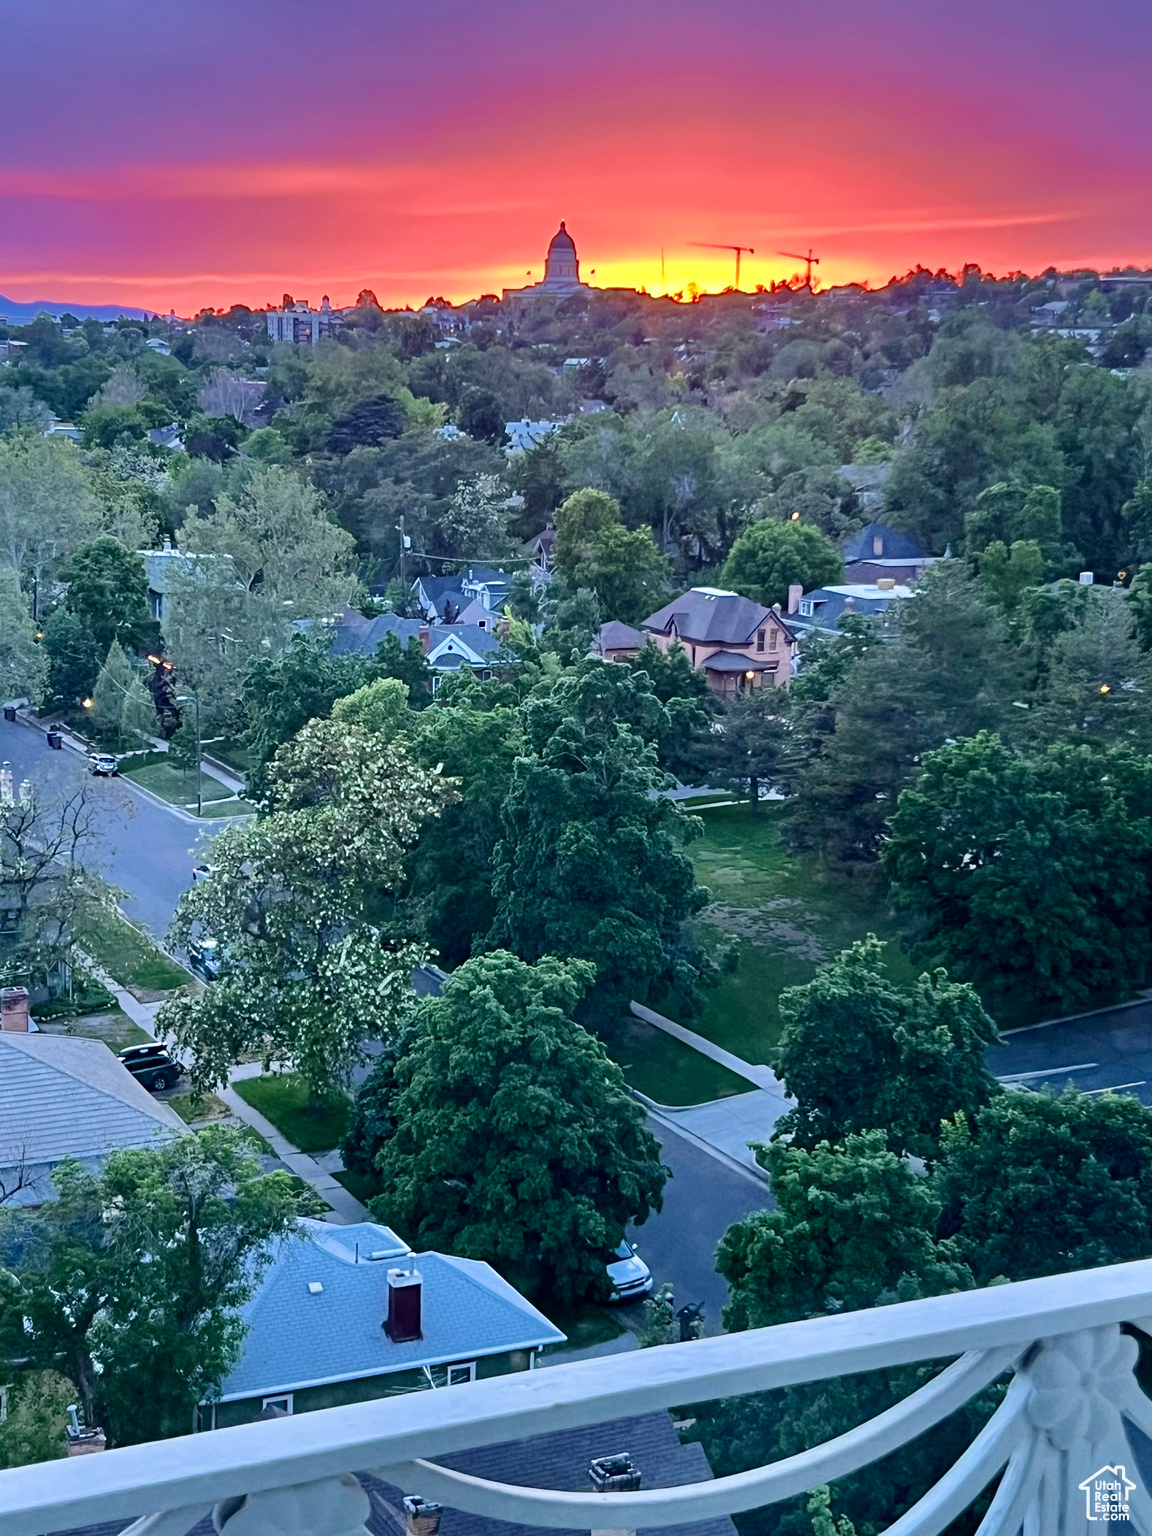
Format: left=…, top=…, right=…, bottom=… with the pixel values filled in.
left=3, top=1259, right=1152, bottom=1536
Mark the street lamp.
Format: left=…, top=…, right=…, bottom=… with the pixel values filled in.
left=176, top=693, right=201, bottom=817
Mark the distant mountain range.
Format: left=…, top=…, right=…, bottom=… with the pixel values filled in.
left=0, top=293, right=149, bottom=323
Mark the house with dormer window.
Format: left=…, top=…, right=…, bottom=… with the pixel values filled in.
left=640, top=588, right=797, bottom=698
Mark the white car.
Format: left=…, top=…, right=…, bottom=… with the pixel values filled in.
left=605, top=1239, right=653, bottom=1302
left=191, top=863, right=218, bottom=883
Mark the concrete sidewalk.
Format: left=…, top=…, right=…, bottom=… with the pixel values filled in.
left=220, top=1064, right=368, bottom=1225
left=629, top=1001, right=794, bottom=1175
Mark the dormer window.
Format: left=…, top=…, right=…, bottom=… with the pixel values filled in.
left=799, top=599, right=813, bottom=617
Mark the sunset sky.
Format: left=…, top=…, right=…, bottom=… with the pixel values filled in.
left=1, top=0, right=1149, bottom=313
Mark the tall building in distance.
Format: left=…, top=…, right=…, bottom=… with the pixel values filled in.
left=503, top=222, right=592, bottom=302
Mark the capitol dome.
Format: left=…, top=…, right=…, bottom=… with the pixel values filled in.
left=543, top=222, right=581, bottom=289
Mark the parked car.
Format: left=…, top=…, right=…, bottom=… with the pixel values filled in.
left=88, top=753, right=119, bottom=776
left=187, top=936, right=221, bottom=980
left=605, top=1238, right=653, bottom=1302
left=118, top=1043, right=182, bottom=1092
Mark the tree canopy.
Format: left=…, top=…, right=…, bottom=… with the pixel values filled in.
left=356, top=950, right=668, bottom=1302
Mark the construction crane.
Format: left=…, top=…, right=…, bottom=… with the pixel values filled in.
left=778, top=248, right=820, bottom=289
left=689, top=241, right=755, bottom=289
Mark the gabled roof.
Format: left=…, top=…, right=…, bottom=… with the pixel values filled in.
left=643, top=588, right=775, bottom=646
left=218, top=1219, right=565, bottom=1401
left=426, top=626, right=507, bottom=669
left=596, top=621, right=645, bottom=653
left=841, top=522, right=925, bottom=562
left=330, top=611, right=423, bottom=658
left=0, top=1032, right=182, bottom=1172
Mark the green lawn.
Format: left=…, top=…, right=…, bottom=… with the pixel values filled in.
left=232, top=1074, right=352, bottom=1153
left=168, top=1090, right=232, bottom=1124
left=75, top=906, right=192, bottom=995
left=334, top=1167, right=382, bottom=1206
left=538, top=1298, right=627, bottom=1352
left=611, top=1013, right=752, bottom=1106
left=119, top=760, right=250, bottom=816
left=684, top=803, right=917, bottom=1067
left=36, top=1009, right=152, bottom=1051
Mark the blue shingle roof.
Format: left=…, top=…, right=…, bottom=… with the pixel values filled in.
left=218, top=1221, right=565, bottom=1401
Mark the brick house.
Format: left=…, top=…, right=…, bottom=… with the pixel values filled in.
left=640, top=588, right=797, bottom=698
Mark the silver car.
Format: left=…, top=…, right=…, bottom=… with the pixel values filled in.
left=605, top=1239, right=653, bottom=1302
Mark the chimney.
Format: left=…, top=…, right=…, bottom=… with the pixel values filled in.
left=876, top=577, right=896, bottom=591
left=1, top=987, right=30, bottom=1032
left=385, top=1267, right=423, bottom=1342
left=589, top=1453, right=640, bottom=1536
left=404, top=1497, right=442, bottom=1536
left=1079, top=571, right=1094, bottom=586
left=787, top=583, right=803, bottom=615
left=418, top=624, right=431, bottom=656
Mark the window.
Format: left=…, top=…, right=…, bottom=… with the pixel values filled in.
left=262, top=1395, right=293, bottom=1416
left=799, top=599, right=813, bottom=617
left=196, top=1402, right=217, bottom=1432
left=769, top=628, right=779, bottom=651
left=756, top=630, right=765, bottom=652
left=447, top=1363, right=477, bottom=1386
left=873, top=535, right=884, bottom=556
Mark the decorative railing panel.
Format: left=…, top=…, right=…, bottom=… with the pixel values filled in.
left=3, top=1260, right=1152, bottom=1536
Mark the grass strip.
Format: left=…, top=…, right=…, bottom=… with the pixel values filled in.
left=232, top=1073, right=352, bottom=1153
left=75, top=906, right=191, bottom=993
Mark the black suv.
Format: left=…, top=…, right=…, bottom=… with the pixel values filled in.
left=118, top=1043, right=182, bottom=1092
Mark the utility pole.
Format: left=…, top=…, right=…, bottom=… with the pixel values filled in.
left=177, top=693, right=202, bottom=818
left=397, top=514, right=408, bottom=587
left=689, top=241, right=756, bottom=289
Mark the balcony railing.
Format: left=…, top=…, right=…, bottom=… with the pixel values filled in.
left=3, top=1259, right=1152, bottom=1536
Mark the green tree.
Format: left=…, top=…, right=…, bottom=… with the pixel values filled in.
left=160, top=719, right=451, bottom=1094
left=0, top=1372, right=71, bottom=1470
left=936, top=1089, right=1152, bottom=1284
left=883, top=733, right=1152, bottom=1010
left=0, top=433, right=101, bottom=612
left=486, top=661, right=710, bottom=1027
left=442, top=473, right=516, bottom=562
left=706, top=688, right=791, bottom=810
left=59, top=535, right=157, bottom=654
left=720, top=518, right=843, bottom=608
left=975, top=538, right=1045, bottom=612
left=0, top=566, right=47, bottom=704
left=90, top=640, right=150, bottom=748
left=179, top=465, right=355, bottom=617
left=963, top=481, right=1066, bottom=569
left=373, top=632, right=432, bottom=705
left=1024, top=586, right=1152, bottom=751
left=330, top=676, right=412, bottom=738
left=552, top=488, right=670, bottom=623
left=0, top=1128, right=297, bottom=1447
left=693, top=1133, right=979, bottom=1536
left=770, top=937, right=1001, bottom=1158
left=457, top=386, right=507, bottom=445
left=240, top=631, right=372, bottom=795
left=1127, top=562, right=1152, bottom=649
left=785, top=562, right=1026, bottom=862
left=405, top=695, right=523, bottom=965
left=362, top=950, right=667, bottom=1302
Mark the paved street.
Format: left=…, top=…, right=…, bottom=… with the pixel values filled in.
left=992, top=997, right=1152, bottom=1107
left=625, top=1118, right=769, bottom=1336
left=0, top=715, right=214, bottom=938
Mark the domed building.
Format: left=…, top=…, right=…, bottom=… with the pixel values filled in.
left=503, top=222, right=591, bottom=301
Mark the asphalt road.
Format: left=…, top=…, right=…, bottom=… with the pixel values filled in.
left=625, top=1120, right=769, bottom=1336
left=993, top=999, right=1152, bottom=1107
left=0, top=715, right=214, bottom=938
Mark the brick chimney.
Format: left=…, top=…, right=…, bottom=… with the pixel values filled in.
left=385, top=1267, right=423, bottom=1342
left=589, top=1453, right=640, bottom=1536
left=787, top=583, right=803, bottom=615
left=404, top=1496, right=442, bottom=1536
left=418, top=624, right=431, bottom=655
left=1, top=986, right=30, bottom=1031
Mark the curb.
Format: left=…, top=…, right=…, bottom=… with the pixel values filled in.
left=624, top=1085, right=770, bottom=1187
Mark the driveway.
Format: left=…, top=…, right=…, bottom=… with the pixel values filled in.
left=0, top=715, right=215, bottom=937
